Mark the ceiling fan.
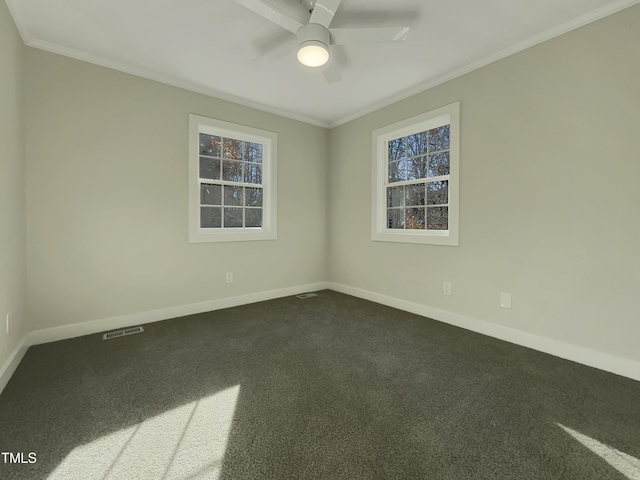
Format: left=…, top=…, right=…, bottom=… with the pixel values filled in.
left=234, top=0, right=410, bottom=82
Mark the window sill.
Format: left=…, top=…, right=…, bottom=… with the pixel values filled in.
left=189, top=229, right=277, bottom=243
left=371, top=230, right=458, bottom=246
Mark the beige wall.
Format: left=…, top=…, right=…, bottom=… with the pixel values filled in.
left=25, top=49, right=328, bottom=330
left=0, top=0, right=26, bottom=368
left=11, top=5, right=640, bottom=367
left=328, top=6, right=640, bottom=363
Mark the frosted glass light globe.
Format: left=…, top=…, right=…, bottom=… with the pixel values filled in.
left=297, top=41, right=329, bottom=67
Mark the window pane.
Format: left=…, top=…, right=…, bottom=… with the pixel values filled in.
left=199, top=157, right=220, bottom=180
left=245, top=187, right=263, bottom=207
left=200, top=134, right=221, bottom=157
left=407, top=156, right=428, bottom=181
left=427, top=206, right=448, bottom=230
left=428, top=152, right=450, bottom=177
left=244, top=163, right=262, bottom=185
left=223, top=138, right=243, bottom=159
left=388, top=138, right=406, bottom=161
left=387, top=208, right=404, bottom=229
left=405, top=207, right=425, bottom=229
left=427, top=181, right=448, bottom=205
left=388, top=158, right=407, bottom=183
left=405, top=184, right=425, bottom=206
left=201, top=184, right=222, bottom=205
left=406, top=132, right=428, bottom=157
left=222, top=160, right=243, bottom=182
left=245, top=208, right=262, bottom=227
left=243, top=142, right=262, bottom=163
left=224, top=208, right=243, bottom=227
left=429, top=125, right=450, bottom=151
left=387, top=186, right=404, bottom=208
left=201, top=207, right=221, bottom=228
left=224, top=185, right=243, bottom=206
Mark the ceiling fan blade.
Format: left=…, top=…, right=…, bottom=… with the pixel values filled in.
left=309, top=0, right=342, bottom=29
left=322, top=62, right=342, bottom=83
left=235, top=0, right=307, bottom=34
left=330, top=27, right=410, bottom=45
left=247, top=39, right=296, bottom=67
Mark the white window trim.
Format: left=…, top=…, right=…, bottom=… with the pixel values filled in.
left=371, top=101, right=460, bottom=246
left=189, top=114, right=277, bottom=243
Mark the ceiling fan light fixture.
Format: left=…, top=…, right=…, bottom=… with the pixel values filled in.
left=297, top=40, right=329, bottom=67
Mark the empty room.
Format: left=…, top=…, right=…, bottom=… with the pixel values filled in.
left=1, top=0, right=639, bottom=478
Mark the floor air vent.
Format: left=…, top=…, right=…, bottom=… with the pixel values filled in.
left=102, top=326, right=144, bottom=340
left=296, top=293, right=318, bottom=299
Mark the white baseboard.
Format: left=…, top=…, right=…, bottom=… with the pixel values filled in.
left=0, top=336, right=29, bottom=395
left=1, top=281, right=328, bottom=395
left=27, top=281, right=330, bottom=347
left=3, top=280, right=637, bottom=394
left=329, top=282, right=640, bottom=382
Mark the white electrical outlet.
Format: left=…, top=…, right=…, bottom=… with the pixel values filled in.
left=226, top=272, right=233, bottom=284
left=443, top=281, right=452, bottom=296
left=500, top=292, right=512, bottom=309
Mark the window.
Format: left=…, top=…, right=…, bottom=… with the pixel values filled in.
left=189, top=114, right=277, bottom=243
left=371, top=102, right=459, bottom=245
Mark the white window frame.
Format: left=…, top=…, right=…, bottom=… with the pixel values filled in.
left=189, top=114, right=277, bottom=243
left=371, top=102, right=460, bottom=246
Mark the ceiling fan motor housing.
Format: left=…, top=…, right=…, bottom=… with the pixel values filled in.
left=297, top=23, right=330, bottom=49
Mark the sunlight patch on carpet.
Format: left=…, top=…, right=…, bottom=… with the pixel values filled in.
left=558, top=423, right=640, bottom=480
left=48, top=385, right=241, bottom=480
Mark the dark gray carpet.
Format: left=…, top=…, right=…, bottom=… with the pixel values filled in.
left=0, top=290, right=638, bottom=479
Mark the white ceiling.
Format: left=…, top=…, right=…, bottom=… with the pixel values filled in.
left=6, top=0, right=639, bottom=127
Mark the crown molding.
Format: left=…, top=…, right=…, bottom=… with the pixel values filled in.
left=327, top=0, right=640, bottom=128
left=22, top=36, right=332, bottom=129
left=6, top=0, right=639, bottom=130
